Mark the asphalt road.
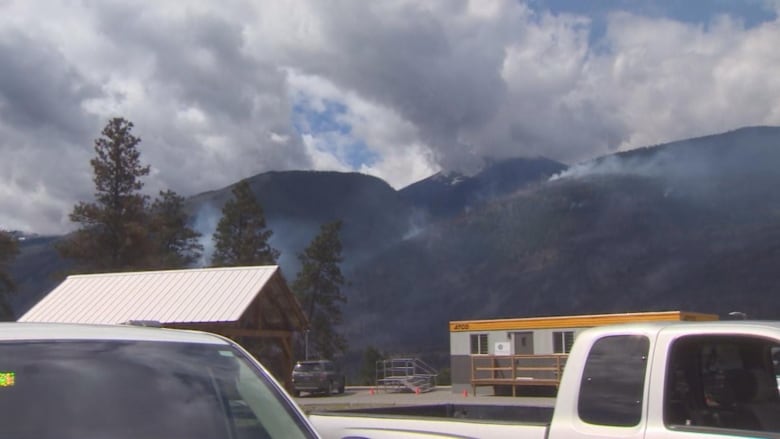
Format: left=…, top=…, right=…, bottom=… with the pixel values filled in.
left=293, top=386, right=555, bottom=413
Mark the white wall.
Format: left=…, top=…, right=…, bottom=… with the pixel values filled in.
left=450, top=327, right=584, bottom=355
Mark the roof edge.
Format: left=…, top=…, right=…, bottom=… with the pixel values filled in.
left=449, top=311, right=719, bottom=332
left=64, top=265, right=280, bottom=279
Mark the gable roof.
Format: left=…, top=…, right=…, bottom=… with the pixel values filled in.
left=19, top=266, right=304, bottom=327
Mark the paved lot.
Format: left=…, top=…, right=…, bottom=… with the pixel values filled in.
left=294, top=386, right=555, bottom=412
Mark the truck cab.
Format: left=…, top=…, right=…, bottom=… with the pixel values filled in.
left=0, top=323, right=321, bottom=439
left=548, top=321, right=780, bottom=438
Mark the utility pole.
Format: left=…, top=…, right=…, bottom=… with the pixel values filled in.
left=305, top=329, right=310, bottom=360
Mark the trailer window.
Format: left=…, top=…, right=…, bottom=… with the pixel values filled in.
left=553, top=331, right=574, bottom=354
left=578, top=335, right=649, bottom=427
left=470, top=333, right=488, bottom=355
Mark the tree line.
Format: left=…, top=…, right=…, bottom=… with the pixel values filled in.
left=0, top=231, right=18, bottom=319
left=1, top=117, right=347, bottom=360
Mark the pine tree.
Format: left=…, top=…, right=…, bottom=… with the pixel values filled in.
left=148, top=190, right=203, bottom=268
left=293, top=220, right=347, bottom=359
left=359, top=346, right=385, bottom=385
left=0, top=230, right=18, bottom=320
left=211, top=180, right=279, bottom=267
left=57, top=117, right=150, bottom=271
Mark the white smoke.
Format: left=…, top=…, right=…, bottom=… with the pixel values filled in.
left=549, top=147, right=684, bottom=182
left=191, top=203, right=221, bottom=267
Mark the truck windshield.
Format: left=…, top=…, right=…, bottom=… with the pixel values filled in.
left=0, top=340, right=317, bottom=439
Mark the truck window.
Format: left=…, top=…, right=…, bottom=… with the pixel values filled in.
left=665, top=335, right=780, bottom=434
left=578, top=335, right=649, bottom=427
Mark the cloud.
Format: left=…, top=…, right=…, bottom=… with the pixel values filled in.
left=591, top=12, right=780, bottom=148
left=272, top=1, right=516, bottom=173
left=0, top=28, right=102, bottom=233
left=84, top=2, right=312, bottom=193
left=267, top=1, right=780, bottom=171
left=2, top=0, right=780, bottom=234
left=287, top=70, right=437, bottom=188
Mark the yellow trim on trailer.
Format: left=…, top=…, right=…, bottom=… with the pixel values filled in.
left=449, top=311, right=718, bottom=332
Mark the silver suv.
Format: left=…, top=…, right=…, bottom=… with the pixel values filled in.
left=291, top=360, right=346, bottom=396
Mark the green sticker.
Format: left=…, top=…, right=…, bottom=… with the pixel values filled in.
left=0, top=372, right=15, bottom=387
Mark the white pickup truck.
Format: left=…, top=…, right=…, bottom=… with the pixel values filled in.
left=310, top=321, right=780, bottom=438
left=0, top=322, right=322, bottom=438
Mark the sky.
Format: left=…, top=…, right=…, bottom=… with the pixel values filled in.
left=2, top=0, right=780, bottom=234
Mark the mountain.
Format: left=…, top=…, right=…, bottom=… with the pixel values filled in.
left=399, top=157, right=566, bottom=219
left=341, top=126, right=780, bottom=353
left=7, top=126, right=780, bottom=372
left=184, top=170, right=414, bottom=271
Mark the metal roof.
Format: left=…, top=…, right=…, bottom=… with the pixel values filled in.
left=19, top=266, right=281, bottom=325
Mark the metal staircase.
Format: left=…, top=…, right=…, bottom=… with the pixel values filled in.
left=376, top=357, right=438, bottom=393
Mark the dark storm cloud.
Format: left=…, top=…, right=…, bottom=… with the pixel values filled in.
left=0, top=30, right=101, bottom=142
left=0, top=29, right=103, bottom=232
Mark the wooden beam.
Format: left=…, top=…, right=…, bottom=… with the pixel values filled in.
left=279, top=334, right=294, bottom=390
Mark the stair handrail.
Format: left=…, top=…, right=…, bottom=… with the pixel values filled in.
left=376, top=357, right=439, bottom=388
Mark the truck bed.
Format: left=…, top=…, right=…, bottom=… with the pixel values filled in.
left=308, top=404, right=552, bottom=439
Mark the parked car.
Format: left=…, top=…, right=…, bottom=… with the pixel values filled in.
left=0, top=322, right=321, bottom=439
left=291, top=360, right=345, bottom=396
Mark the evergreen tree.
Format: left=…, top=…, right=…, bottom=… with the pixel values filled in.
left=148, top=190, right=203, bottom=268
left=359, top=345, right=385, bottom=385
left=293, top=220, right=347, bottom=359
left=57, top=117, right=150, bottom=271
left=211, top=180, right=279, bottom=266
left=0, top=230, right=18, bottom=320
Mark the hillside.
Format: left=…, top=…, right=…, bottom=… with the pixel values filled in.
left=342, top=126, right=780, bottom=353
left=10, top=171, right=414, bottom=316
left=184, top=170, right=414, bottom=271
left=7, top=235, right=69, bottom=314
left=399, top=157, right=566, bottom=219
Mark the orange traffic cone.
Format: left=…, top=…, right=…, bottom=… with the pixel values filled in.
left=415, top=387, right=421, bottom=395
left=369, top=387, right=375, bottom=395
left=462, top=389, right=468, bottom=397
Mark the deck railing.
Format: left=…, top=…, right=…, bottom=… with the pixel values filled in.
left=470, top=354, right=568, bottom=396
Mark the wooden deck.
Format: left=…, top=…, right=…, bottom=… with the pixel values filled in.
left=470, top=354, right=567, bottom=396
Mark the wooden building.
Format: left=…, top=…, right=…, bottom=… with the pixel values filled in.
left=18, top=265, right=308, bottom=389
